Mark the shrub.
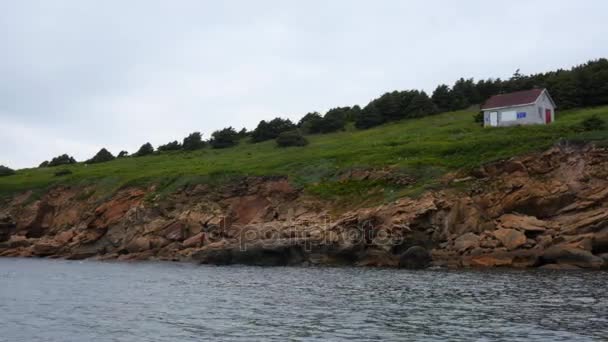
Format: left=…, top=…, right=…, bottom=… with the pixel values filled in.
left=182, top=132, right=206, bottom=150
left=39, top=161, right=49, bottom=168
left=210, top=127, right=240, bottom=149
left=158, top=141, right=182, bottom=152
left=251, top=118, right=296, bottom=142
left=276, top=130, right=308, bottom=147
left=117, top=151, right=129, bottom=158
left=86, top=148, right=115, bottom=164
left=54, top=169, right=72, bottom=177
left=580, top=115, right=606, bottom=131
left=473, top=112, right=484, bottom=124
left=48, top=154, right=77, bottom=167
left=0, top=165, right=15, bottom=177
left=134, top=143, right=154, bottom=157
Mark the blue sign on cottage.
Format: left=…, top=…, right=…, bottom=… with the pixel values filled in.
left=517, top=112, right=527, bottom=119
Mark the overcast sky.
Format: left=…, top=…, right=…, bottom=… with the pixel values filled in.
left=1, top=1, right=607, bottom=169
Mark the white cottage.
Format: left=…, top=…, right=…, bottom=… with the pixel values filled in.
left=481, top=88, right=556, bottom=127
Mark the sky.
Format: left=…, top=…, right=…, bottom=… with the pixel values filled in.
left=1, top=1, right=608, bottom=169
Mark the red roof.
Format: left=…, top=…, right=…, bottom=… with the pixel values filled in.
left=481, top=88, right=545, bottom=110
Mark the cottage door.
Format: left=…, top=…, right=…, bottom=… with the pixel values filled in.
left=489, top=112, right=498, bottom=126
left=545, top=109, right=552, bottom=124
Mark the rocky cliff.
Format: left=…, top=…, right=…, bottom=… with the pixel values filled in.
left=1, top=143, right=607, bottom=269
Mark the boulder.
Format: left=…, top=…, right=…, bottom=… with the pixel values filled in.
left=541, top=246, right=604, bottom=269
left=32, top=241, right=62, bottom=256
left=453, top=233, right=479, bottom=253
left=497, top=214, right=551, bottom=234
left=493, top=229, right=527, bottom=250
left=398, top=246, right=432, bottom=269
left=469, top=254, right=513, bottom=267
left=125, top=237, right=152, bottom=253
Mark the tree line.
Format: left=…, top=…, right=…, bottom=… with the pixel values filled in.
left=30, top=58, right=608, bottom=168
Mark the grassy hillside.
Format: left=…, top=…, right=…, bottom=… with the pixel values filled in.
left=2, top=106, right=607, bottom=206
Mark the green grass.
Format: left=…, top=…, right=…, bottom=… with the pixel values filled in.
left=2, top=106, right=607, bottom=206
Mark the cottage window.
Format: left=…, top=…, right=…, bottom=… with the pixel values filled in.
left=538, top=107, right=543, bottom=118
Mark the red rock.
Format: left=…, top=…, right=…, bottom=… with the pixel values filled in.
left=183, top=232, right=205, bottom=248
left=453, top=233, right=480, bottom=253
left=493, top=229, right=527, bottom=250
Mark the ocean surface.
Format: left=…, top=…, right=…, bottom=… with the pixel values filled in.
left=0, top=258, right=606, bottom=341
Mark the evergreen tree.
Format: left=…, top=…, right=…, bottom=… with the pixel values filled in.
left=298, top=112, right=324, bottom=134
left=182, top=132, right=206, bottom=150
left=251, top=118, right=296, bottom=142
left=48, top=154, right=77, bottom=167
left=237, top=128, right=249, bottom=137
left=355, top=103, right=385, bottom=129
left=320, top=107, right=349, bottom=133
left=210, top=127, right=240, bottom=149
left=0, top=165, right=15, bottom=177
left=431, top=84, right=452, bottom=113
left=134, top=143, right=154, bottom=157
left=86, top=148, right=115, bottom=164
left=405, top=91, right=438, bottom=117
left=157, top=141, right=182, bottom=152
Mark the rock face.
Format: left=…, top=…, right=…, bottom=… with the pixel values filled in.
left=1, top=144, right=608, bottom=269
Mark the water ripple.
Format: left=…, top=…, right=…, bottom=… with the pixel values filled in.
left=0, top=258, right=607, bottom=341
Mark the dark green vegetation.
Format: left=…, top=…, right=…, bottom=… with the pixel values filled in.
left=134, top=143, right=154, bottom=157
left=40, top=154, right=77, bottom=167
left=580, top=115, right=606, bottom=131
left=2, top=106, right=607, bottom=207
left=210, top=127, right=240, bottom=149
left=0, top=166, right=15, bottom=177
left=251, top=118, right=297, bottom=143
left=276, top=130, right=308, bottom=147
left=86, top=148, right=115, bottom=164
left=182, top=132, right=206, bottom=151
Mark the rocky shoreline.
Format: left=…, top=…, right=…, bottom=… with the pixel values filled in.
left=1, top=143, right=608, bottom=269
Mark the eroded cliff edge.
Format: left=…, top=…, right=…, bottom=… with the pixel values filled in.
left=1, top=143, right=607, bottom=269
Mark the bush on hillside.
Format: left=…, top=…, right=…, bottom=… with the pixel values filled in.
left=38, top=161, right=49, bottom=168
left=251, top=118, right=296, bottom=143
left=158, top=141, right=182, bottom=152
left=276, top=130, right=308, bottom=147
left=48, top=154, right=77, bottom=167
left=182, top=132, right=206, bottom=150
left=0, top=165, right=15, bottom=177
left=473, top=112, right=484, bottom=125
left=86, top=148, right=115, bottom=164
left=117, top=151, right=129, bottom=158
left=580, top=115, right=606, bottom=131
left=134, top=143, right=154, bottom=157
left=54, top=169, right=72, bottom=177
left=210, top=127, right=240, bottom=149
